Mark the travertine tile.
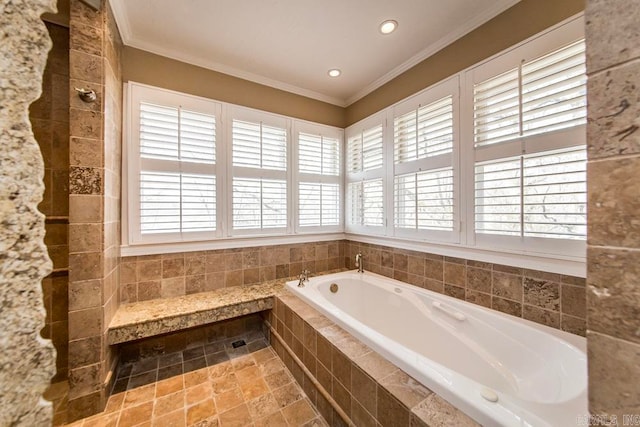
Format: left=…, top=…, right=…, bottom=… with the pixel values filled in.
left=587, top=247, right=640, bottom=344
left=588, top=156, right=640, bottom=247
left=492, top=272, right=522, bottom=301
left=588, top=332, right=640, bottom=418
left=411, top=393, right=479, bottom=427
left=587, top=61, right=640, bottom=159
left=586, top=0, right=640, bottom=73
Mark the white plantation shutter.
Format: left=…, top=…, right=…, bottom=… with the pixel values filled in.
left=523, top=148, right=586, bottom=239
left=521, top=40, right=587, bottom=137
left=231, top=113, right=288, bottom=233
left=471, top=31, right=587, bottom=246
left=475, top=158, right=522, bottom=236
left=345, top=116, right=386, bottom=232
left=232, top=178, right=287, bottom=230
left=473, top=69, right=520, bottom=146
left=129, top=84, right=219, bottom=244
left=394, top=96, right=454, bottom=163
left=296, top=127, right=342, bottom=229
left=347, top=179, right=384, bottom=227
left=395, top=168, right=454, bottom=231
left=347, top=124, right=383, bottom=173
left=392, top=79, right=458, bottom=242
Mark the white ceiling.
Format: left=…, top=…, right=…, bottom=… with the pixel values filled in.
left=111, top=0, right=520, bottom=107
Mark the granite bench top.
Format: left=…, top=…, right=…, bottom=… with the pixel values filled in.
left=108, top=279, right=288, bottom=345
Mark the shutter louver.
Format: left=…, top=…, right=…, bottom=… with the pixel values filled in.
left=140, top=172, right=181, bottom=234
left=297, top=130, right=341, bottom=228
left=140, top=103, right=215, bottom=163
left=299, top=133, right=339, bottom=176
left=181, top=174, right=216, bottom=232
left=395, top=96, right=453, bottom=164
left=395, top=168, right=454, bottom=231
left=362, top=179, right=384, bottom=227
left=362, top=125, right=384, bottom=171
left=231, top=118, right=288, bottom=232
left=523, top=148, right=586, bottom=239
left=347, top=124, right=383, bottom=173
left=179, top=110, right=216, bottom=164
left=140, top=103, right=179, bottom=160
left=299, top=183, right=340, bottom=227
left=138, top=99, right=217, bottom=240
left=475, top=158, right=522, bottom=236
left=232, top=120, right=286, bottom=170
left=522, top=40, right=586, bottom=137
left=347, top=179, right=383, bottom=227
left=232, top=178, right=287, bottom=230
left=473, top=69, right=520, bottom=147
left=140, top=172, right=216, bottom=234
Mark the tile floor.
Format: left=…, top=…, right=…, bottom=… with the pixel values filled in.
left=52, top=332, right=327, bottom=427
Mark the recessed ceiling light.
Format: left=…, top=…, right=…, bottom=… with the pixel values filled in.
left=328, top=69, right=341, bottom=77
left=379, top=19, right=398, bottom=35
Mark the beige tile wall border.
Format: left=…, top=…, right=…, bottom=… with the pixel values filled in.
left=345, top=241, right=587, bottom=336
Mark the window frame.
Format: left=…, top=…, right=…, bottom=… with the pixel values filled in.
left=292, top=120, right=344, bottom=234
left=123, top=83, right=344, bottom=253
left=345, top=112, right=387, bottom=235
left=344, top=15, right=586, bottom=274
left=462, top=17, right=586, bottom=256
left=391, top=76, right=460, bottom=244
left=125, top=82, right=223, bottom=245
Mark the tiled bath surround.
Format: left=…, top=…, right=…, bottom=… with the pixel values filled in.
left=344, top=241, right=587, bottom=336
left=119, top=241, right=345, bottom=303
left=31, top=20, right=71, bottom=382
left=585, top=0, right=640, bottom=420
left=268, top=293, right=479, bottom=426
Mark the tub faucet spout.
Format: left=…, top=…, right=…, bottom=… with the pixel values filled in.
left=355, top=252, right=364, bottom=273
left=298, top=269, right=310, bottom=287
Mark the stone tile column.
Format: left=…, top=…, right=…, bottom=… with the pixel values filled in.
left=0, top=0, right=57, bottom=425
left=67, top=0, right=122, bottom=420
left=586, top=0, right=640, bottom=422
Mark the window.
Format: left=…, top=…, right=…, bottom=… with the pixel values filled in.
left=393, top=77, right=458, bottom=242
left=124, top=83, right=343, bottom=251
left=231, top=111, right=288, bottom=233
left=344, top=17, right=586, bottom=264
left=296, top=124, right=342, bottom=230
left=345, top=114, right=386, bottom=232
left=127, top=84, right=220, bottom=244
left=470, top=36, right=587, bottom=250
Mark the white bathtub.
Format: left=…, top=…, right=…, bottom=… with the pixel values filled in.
left=286, top=270, right=587, bottom=427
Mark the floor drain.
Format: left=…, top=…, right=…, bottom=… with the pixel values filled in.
left=231, top=340, right=246, bottom=348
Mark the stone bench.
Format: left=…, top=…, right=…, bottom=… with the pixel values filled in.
left=107, top=280, right=287, bottom=345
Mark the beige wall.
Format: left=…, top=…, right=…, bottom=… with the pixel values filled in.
left=345, top=0, right=585, bottom=126
left=122, top=47, right=346, bottom=128
left=585, top=0, right=640, bottom=421
left=122, top=0, right=584, bottom=130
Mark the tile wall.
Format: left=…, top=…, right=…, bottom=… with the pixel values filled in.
left=344, top=241, right=587, bottom=336
left=31, top=21, right=70, bottom=382
left=119, top=241, right=345, bottom=303
left=67, top=0, right=123, bottom=420
left=585, top=0, right=640, bottom=421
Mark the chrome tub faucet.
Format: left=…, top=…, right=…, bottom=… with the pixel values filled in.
left=355, top=252, right=364, bottom=273
left=298, top=269, right=310, bottom=287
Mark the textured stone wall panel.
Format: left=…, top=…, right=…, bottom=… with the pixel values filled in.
left=0, top=0, right=58, bottom=425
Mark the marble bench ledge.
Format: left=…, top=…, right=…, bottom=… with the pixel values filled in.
left=107, top=280, right=287, bottom=345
